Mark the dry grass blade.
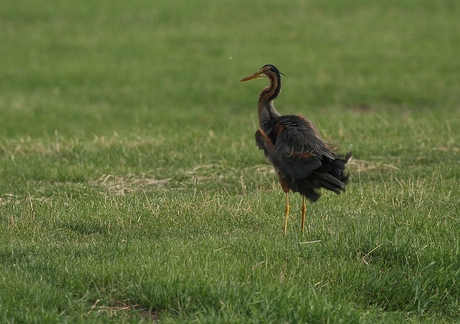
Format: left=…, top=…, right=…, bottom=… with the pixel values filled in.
left=348, top=158, right=399, bottom=173
left=90, top=174, right=171, bottom=195
left=87, top=299, right=159, bottom=322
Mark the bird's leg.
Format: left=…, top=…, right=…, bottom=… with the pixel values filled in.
left=284, top=192, right=290, bottom=234
left=301, top=195, right=306, bottom=234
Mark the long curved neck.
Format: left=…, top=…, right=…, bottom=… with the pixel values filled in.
left=258, top=72, right=282, bottom=129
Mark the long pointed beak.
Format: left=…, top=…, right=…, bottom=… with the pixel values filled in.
left=240, top=70, right=263, bottom=82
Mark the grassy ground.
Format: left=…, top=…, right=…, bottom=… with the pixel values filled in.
left=1, top=0, right=459, bottom=322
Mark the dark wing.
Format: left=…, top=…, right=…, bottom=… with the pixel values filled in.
left=272, top=115, right=333, bottom=176
left=271, top=115, right=350, bottom=200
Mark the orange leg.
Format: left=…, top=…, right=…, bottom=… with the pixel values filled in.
left=284, top=192, right=290, bottom=234
left=301, top=195, right=306, bottom=234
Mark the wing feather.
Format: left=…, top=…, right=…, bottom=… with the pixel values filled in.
left=272, top=115, right=334, bottom=181
left=255, top=114, right=350, bottom=201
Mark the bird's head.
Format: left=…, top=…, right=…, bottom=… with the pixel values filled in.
left=240, top=64, right=284, bottom=82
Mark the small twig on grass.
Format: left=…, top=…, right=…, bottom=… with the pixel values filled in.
left=362, top=243, right=383, bottom=266
left=299, top=240, right=321, bottom=244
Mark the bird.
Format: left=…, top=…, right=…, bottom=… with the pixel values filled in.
left=240, top=64, right=351, bottom=234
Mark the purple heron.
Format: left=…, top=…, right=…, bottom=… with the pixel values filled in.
left=240, top=64, right=351, bottom=234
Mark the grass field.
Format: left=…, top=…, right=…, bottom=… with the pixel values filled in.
left=1, top=0, right=459, bottom=322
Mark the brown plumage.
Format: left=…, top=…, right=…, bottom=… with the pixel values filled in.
left=240, top=64, right=351, bottom=234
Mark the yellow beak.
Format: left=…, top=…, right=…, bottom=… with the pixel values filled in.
left=240, top=70, right=264, bottom=82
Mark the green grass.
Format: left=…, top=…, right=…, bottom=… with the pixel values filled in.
left=1, top=0, right=459, bottom=322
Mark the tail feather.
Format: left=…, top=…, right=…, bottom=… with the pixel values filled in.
left=295, top=181, right=321, bottom=202
left=289, top=151, right=351, bottom=202
left=329, top=152, right=351, bottom=178
left=313, top=172, right=345, bottom=192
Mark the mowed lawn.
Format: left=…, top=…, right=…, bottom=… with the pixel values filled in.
left=1, top=0, right=459, bottom=322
